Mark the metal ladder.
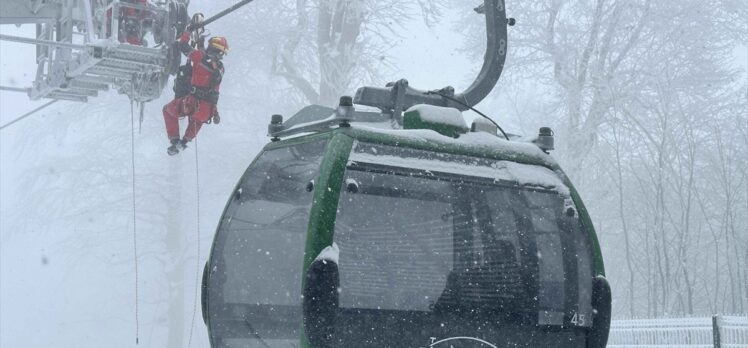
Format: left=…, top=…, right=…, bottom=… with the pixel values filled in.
left=0, top=0, right=187, bottom=102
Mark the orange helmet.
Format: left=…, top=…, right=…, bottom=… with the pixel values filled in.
left=207, top=37, right=229, bottom=56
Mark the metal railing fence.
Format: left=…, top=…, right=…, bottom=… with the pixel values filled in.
left=608, top=315, right=748, bottom=348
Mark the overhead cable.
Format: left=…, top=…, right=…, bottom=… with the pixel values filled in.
left=0, top=100, right=59, bottom=131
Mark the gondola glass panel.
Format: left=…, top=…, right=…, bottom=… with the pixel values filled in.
left=207, top=140, right=327, bottom=348
left=331, top=143, right=594, bottom=347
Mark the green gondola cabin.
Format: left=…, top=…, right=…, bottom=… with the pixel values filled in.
left=201, top=1, right=611, bottom=347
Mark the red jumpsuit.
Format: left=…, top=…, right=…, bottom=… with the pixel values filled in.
left=162, top=31, right=224, bottom=142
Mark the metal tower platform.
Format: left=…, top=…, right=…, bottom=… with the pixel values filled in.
left=0, top=0, right=188, bottom=102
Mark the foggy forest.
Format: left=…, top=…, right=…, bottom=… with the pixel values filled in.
left=1, top=0, right=746, bottom=347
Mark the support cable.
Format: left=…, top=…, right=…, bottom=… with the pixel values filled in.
left=187, top=135, right=201, bottom=348
left=189, top=0, right=258, bottom=31
left=426, top=91, right=510, bottom=140
left=0, top=100, right=58, bottom=131
left=130, top=102, right=140, bottom=345
left=0, top=86, right=29, bottom=93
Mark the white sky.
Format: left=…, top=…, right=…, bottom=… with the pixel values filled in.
left=0, top=25, right=43, bottom=124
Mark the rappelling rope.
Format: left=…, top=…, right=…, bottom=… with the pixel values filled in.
left=130, top=102, right=140, bottom=345
left=187, top=134, right=201, bottom=348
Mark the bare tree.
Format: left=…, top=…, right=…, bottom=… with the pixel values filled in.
left=6, top=97, right=200, bottom=347
left=455, top=0, right=748, bottom=317
left=268, top=0, right=441, bottom=106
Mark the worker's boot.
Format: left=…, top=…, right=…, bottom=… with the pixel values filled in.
left=178, top=138, right=190, bottom=151
left=167, top=138, right=181, bottom=156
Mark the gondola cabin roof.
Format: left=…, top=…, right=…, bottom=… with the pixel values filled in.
left=267, top=103, right=562, bottom=173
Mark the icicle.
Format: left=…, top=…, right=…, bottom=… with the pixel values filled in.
left=138, top=102, right=145, bottom=134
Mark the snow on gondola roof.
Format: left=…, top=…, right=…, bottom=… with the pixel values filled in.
left=267, top=103, right=563, bottom=172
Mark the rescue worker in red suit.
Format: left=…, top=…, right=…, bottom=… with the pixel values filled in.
left=106, top=0, right=152, bottom=45
left=163, top=25, right=227, bottom=155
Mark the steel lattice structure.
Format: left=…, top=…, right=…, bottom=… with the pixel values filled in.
left=0, top=0, right=189, bottom=102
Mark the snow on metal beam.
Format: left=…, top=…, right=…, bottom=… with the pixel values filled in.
left=0, top=0, right=61, bottom=24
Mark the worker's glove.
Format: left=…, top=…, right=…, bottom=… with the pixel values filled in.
left=212, top=110, right=221, bottom=124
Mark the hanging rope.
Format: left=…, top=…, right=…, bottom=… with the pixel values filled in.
left=130, top=104, right=141, bottom=345
left=187, top=134, right=202, bottom=348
